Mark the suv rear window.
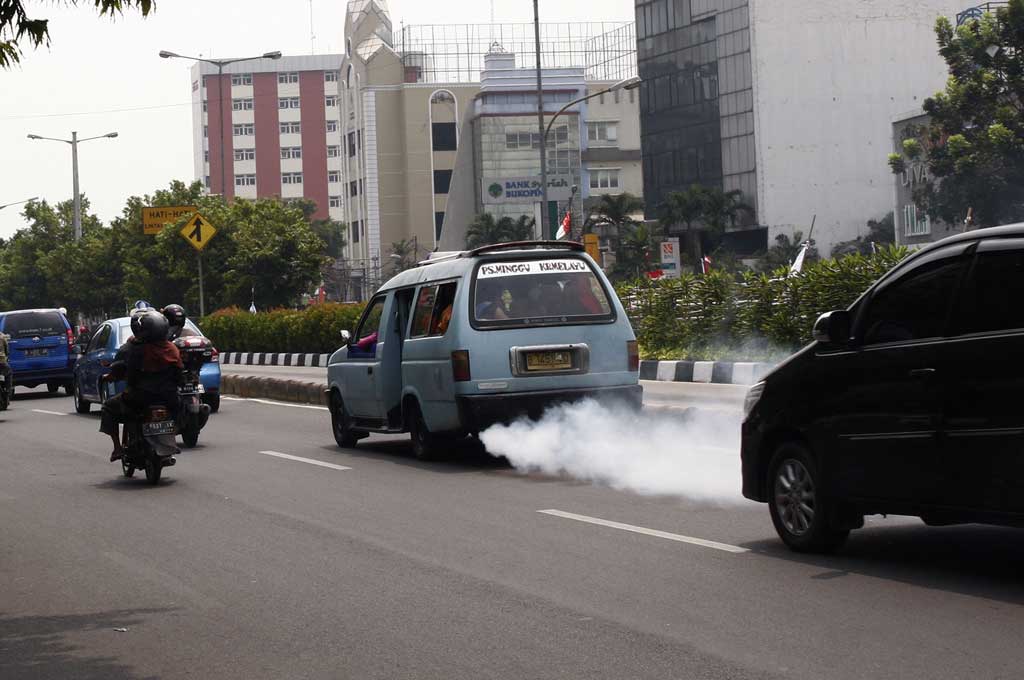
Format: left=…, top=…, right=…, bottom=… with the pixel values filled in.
left=472, top=258, right=613, bottom=328
left=2, top=312, right=67, bottom=339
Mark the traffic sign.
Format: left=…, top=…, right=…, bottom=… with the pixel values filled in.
left=142, top=205, right=196, bottom=235
left=180, top=213, right=217, bottom=251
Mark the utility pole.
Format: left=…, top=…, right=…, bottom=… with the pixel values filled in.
left=534, top=0, right=548, bottom=240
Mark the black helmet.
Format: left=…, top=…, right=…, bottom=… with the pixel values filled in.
left=163, top=304, right=186, bottom=328
left=136, top=310, right=169, bottom=343
left=129, top=307, right=153, bottom=337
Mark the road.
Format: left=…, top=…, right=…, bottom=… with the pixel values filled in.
left=2, top=385, right=1023, bottom=680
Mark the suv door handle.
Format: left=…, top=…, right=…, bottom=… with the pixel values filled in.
left=908, top=368, right=936, bottom=378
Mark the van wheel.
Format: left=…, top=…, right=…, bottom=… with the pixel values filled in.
left=767, top=443, right=849, bottom=554
left=330, top=393, right=360, bottom=448
left=408, top=402, right=442, bottom=461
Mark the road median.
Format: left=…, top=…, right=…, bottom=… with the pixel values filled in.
left=221, top=373, right=329, bottom=406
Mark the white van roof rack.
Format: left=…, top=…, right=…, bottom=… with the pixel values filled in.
left=465, top=240, right=584, bottom=257
left=416, top=251, right=464, bottom=267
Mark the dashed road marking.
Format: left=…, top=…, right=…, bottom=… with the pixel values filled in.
left=223, top=396, right=328, bottom=411
left=31, top=409, right=67, bottom=416
left=259, top=450, right=351, bottom=471
left=538, top=509, right=748, bottom=554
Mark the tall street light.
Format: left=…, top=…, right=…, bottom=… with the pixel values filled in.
left=539, top=76, right=641, bottom=239
left=27, top=132, right=118, bottom=240
left=159, top=50, right=282, bottom=197
left=533, top=0, right=547, bottom=239
left=0, top=196, right=38, bottom=211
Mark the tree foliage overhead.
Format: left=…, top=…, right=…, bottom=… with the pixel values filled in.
left=831, top=213, right=895, bottom=258
left=1, top=0, right=155, bottom=67
left=905, top=1, right=1024, bottom=226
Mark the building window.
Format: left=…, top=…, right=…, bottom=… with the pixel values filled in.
left=432, top=122, right=457, bottom=151
left=351, top=220, right=360, bottom=243
left=201, top=75, right=208, bottom=87
left=204, top=175, right=210, bottom=188
left=903, top=204, right=931, bottom=237
left=327, top=120, right=339, bottom=133
left=281, top=146, right=302, bottom=160
left=203, top=125, right=208, bottom=138
left=232, top=123, right=255, bottom=136
left=202, top=100, right=208, bottom=113
left=234, top=148, right=255, bottom=161
left=327, top=145, right=341, bottom=158
left=347, top=131, right=358, bottom=157
left=435, top=211, right=445, bottom=241
left=282, top=172, right=303, bottom=185
left=547, top=149, right=572, bottom=172
left=349, top=180, right=359, bottom=197
left=278, top=97, right=300, bottom=109
left=280, top=121, right=301, bottom=134
left=589, top=169, right=621, bottom=191
left=505, top=126, right=567, bottom=150
left=203, top=150, right=209, bottom=163
left=235, top=174, right=256, bottom=187
left=433, top=169, right=453, bottom=194
left=278, top=72, right=299, bottom=84
left=325, top=71, right=338, bottom=82
left=587, top=121, right=618, bottom=144
left=329, top=195, right=342, bottom=208
left=230, top=73, right=252, bottom=86
left=232, top=98, right=254, bottom=111
left=328, top=171, right=341, bottom=183
left=325, top=95, right=338, bottom=107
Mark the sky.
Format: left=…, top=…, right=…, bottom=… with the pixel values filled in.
left=0, top=0, right=634, bottom=239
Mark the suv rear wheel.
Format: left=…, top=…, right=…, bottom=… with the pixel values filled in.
left=767, top=443, right=849, bottom=553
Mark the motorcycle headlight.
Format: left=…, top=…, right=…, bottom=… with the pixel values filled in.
left=743, top=381, right=765, bottom=419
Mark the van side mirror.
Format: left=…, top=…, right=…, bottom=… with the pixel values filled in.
left=340, top=329, right=351, bottom=344
left=813, top=310, right=851, bottom=346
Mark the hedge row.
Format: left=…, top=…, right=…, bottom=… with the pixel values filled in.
left=200, top=303, right=365, bottom=354
left=615, top=245, right=910, bottom=361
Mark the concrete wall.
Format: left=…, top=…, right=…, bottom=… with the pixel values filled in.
left=749, top=0, right=962, bottom=255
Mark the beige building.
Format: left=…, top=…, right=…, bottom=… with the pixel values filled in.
left=340, top=0, right=639, bottom=297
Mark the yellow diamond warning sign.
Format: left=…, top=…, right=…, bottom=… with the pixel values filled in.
left=180, top=213, right=217, bottom=251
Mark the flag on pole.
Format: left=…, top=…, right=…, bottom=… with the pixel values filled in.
left=701, top=254, right=712, bottom=275
left=789, top=242, right=809, bottom=276
left=556, top=209, right=571, bottom=240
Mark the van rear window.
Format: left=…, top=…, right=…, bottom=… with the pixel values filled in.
left=473, top=258, right=613, bottom=328
left=3, top=312, right=67, bottom=339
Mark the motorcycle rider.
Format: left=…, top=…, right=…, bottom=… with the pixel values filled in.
left=161, top=303, right=187, bottom=340
left=0, top=329, right=11, bottom=411
left=99, top=309, right=183, bottom=462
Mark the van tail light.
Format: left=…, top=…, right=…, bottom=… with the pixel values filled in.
left=627, top=341, right=639, bottom=372
left=209, top=347, right=219, bottom=363
left=451, top=350, right=471, bottom=382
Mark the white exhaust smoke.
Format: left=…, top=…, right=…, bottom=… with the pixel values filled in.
left=480, top=399, right=747, bottom=505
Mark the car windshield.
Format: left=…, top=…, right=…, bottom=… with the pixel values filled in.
left=473, top=258, right=613, bottom=328
left=2, top=312, right=66, bottom=339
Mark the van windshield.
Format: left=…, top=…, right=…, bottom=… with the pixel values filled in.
left=472, top=258, right=614, bottom=328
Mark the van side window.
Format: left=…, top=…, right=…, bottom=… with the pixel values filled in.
left=428, top=282, right=457, bottom=336
left=350, top=296, right=386, bottom=358
left=860, top=256, right=965, bottom=345
left=410, top=285, right=438, bottom=338
left=951, top=242, right=1024, bottom=336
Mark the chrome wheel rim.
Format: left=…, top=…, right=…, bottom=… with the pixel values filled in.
left=774, top=459, right=816, bottom=536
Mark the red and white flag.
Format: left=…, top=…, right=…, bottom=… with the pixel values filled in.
left=701, top=254, right=712, bottom=274
left=556, top=209, right=571, bottom=240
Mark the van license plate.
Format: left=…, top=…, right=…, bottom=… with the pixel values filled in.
left=142, top=420, right=176, bottom=436
left=525, top=351, right=572, bottom=371
left=25, top=348, right=48, bottom=357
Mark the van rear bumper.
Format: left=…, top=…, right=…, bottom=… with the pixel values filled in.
left=457, top=384, right=642, bottom=434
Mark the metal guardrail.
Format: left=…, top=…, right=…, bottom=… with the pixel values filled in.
left=956, top=2, right=1009, bottom=26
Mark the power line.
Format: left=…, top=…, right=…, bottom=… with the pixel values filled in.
left=0, top=101, right=194, bottom=121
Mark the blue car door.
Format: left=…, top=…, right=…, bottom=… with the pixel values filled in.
left=81, top=324, right=112, bottom=400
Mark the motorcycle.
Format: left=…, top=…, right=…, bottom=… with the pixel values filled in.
left=0, top=332, right=11, bottom=411
left=120, top=404, right=178, bottom=485
left=173, top=335, right=213, bottom=447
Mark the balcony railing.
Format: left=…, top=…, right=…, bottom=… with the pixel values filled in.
left=956, top=2, right=1010, bottom=26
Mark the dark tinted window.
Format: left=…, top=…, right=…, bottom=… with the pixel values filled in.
left=87, top=325, right=111, bottom=352
left=860, top=255, right=965, bottom=345
left=953, top=241, right=1024, bottom=335
left=431, top=122, right=457, bottom=151
left=433, top=169, right=452, bottom=194
left=3, top=311, right=66, bottom=339
left=435, top=212, right=445, bottom=241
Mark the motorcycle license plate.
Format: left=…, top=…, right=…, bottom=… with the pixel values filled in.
left=181, top=384, right=205, bottom=395
left=142, top=420, right=177, bottom=436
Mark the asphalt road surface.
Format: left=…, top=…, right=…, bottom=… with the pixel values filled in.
left=2, top=385, right=1023, bottom=680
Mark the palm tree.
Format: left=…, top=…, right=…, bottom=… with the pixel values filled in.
left=702, top=188, right=752, bottom=234
left=658, top=184, right=709, bottom=271
left=388, top=238, right=417, bottom=273
left=465, top=213, right=535, bottom=248
left=503, top=214, right=536, bottom=242
left=587, top=192, right=644, bottom=246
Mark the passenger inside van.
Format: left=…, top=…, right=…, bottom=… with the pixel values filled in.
left=475, top=281, right=509, bottom=320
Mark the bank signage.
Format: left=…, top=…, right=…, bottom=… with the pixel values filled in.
left=482, top=176, right=573, bottom=204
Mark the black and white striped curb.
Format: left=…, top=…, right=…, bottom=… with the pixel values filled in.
left=221, top=352, right=332, bottom=368
left=638, top=360, right=772, bottom=385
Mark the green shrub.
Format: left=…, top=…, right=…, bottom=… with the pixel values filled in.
left=617, top=245, right=910, bottom=361
left=199, top=303, right=365, bottom=353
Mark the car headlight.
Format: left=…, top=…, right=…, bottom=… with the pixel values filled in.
left=743, top=381, right=765, bottom=419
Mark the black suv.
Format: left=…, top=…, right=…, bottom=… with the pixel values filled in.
left=742, top=225, right=1024, bottom=552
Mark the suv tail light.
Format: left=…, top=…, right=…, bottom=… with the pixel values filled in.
left=451, top=350, right=471, bottom=382
left=627, top=341, right=639, bottom=372
left=66, top=328, right=74, bottom=348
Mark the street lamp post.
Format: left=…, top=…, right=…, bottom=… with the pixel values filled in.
left=0, top=197, right=38, bottom=211
left=538, top=76, right=642, bottom=239
left=26, top=132, right=118, bottom=240
left=159, top=49, right=282, bottom=197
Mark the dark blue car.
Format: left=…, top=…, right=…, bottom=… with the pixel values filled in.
left=73, top=316, right=222, bottom=414
left=0, top=308, right=76, bottom=395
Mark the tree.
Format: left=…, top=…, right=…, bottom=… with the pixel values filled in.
left=897, top=2, right=1024, bottom=227
left=1, top=0, right=154, bottom=67
left=465, top=212, right=535, bottom=249
left=757, top=231, right=819, bottom=273
left=586, top=192, right=643, bottom=244
left=388, top=238, right=418, bottom=274
left=831, top=213, right=896, bottom=257
left=658, top=185, right=709, bottom=271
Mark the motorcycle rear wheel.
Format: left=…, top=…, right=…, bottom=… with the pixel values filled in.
left=144, top=458, right=162, bottom=485
left=181, top=427, right=199, bottom=448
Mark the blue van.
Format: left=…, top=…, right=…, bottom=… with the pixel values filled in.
left=0, top=308, right=75, bottom=395
left=326, top=241, right=641, bottom=458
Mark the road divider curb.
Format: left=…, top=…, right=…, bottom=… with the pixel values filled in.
left=221, top=352, right=331, bottom=368
left=638, top=359, right=771, bottom=385
left=221, top=373, right=329, bottom=406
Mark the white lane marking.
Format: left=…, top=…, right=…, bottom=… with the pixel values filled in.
left=538, top=509, right=748, bottom=554
left=259, top=450, right=351, bottom=471
left=32, top=409, right=67, bottom=416
left=223, top=396, right=328, bottom=411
